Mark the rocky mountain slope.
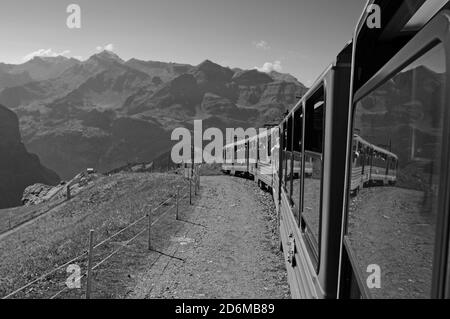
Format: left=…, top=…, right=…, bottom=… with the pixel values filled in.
left=0, top=104, right=60, bottom=208
left=0, top=52, right=308, bottom=179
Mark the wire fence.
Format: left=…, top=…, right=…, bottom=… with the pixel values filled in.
left=2, top=165, right=202, bottom=299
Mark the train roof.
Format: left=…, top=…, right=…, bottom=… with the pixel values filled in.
left=354, top=134, right=398, bottom=159
left=224, top=127, right=278, bottom=148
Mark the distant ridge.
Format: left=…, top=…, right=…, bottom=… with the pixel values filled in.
left=0, top=51, right=308, bottom=179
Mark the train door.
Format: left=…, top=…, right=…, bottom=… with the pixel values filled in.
left=340, top=2, right=450, bottom=299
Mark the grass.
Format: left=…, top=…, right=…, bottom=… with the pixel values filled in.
left=0, top=172, right=188, bottom=299
left=0, top=200, right=64, bottom=235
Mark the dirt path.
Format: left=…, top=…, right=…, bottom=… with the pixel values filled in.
left=126, top=175, right=290, bottom=299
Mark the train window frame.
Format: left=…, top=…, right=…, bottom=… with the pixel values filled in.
left=256, top=135, right=260, bottom=163
left=286, top=115, right=294, bottom=205
left=300, top=82, right=327, bottom=273
left=293, top=108, right=304, bottom=225
left=343, top=11, right=450, bottom=299
left=282, top=121, right=288, bottom=191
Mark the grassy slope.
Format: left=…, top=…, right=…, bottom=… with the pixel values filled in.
left=0, top=172, right=186, bottom=298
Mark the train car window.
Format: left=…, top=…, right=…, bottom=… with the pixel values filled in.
left=292, top=110, right=303, bottom=223
left=286, top=116, right=294, bottom=202
left=259, top=135, right=267, bottom=162
left=302, top=86, right=325, bottom=266
left=347, top=43, right=446, bottom=299
left=250, top=138, right=255, bottom=164
left=225, top=146, right=229, bottom=164
left=281, top=123, right=287, bottom=189
left=245, top=142, right=249, bottom=166
left=256, top=138, right=259, bottom=163
left=268, top=134, right=272, bottom=157
left=257, top=137, right=261, bottom=162
left=236, top=142, right=244, bottom=164
left=272, top=128, right=280, bottom=182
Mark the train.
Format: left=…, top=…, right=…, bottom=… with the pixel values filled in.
left=221, top=0, right=450, bottom=299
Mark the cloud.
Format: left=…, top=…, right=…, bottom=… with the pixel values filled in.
left=96, top=43, right=114, bottom=52
left=253, top=40, right=270, bottom=50
left=23, top=49, right=71, bottom=61
left=255, top=61, right=282, bottom=73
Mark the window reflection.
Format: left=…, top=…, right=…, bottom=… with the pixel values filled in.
left=302, top=88, right=325, bottom=262
left=347, top=44, right=445, bottom=299
left=287, top=152, right=292, bottom=199
left=282, top=126, right=287, bottom=188
left=292, top=152, right=302, bottom=222
left=292, top=111, right=303, bottom=223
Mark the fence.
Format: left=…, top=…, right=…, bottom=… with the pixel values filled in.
left=1, top=165, right=202, bottom=299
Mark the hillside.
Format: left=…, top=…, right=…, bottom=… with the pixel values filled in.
left=0, top=52, right=308, bottom=179
left=0, top=172, right=186, bottom=298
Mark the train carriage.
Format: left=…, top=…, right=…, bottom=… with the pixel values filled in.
left=248, top=134, right=259, bottom=179
left=220, top=0, right=450, bottom=299
left=271, top=127, right=281, bottom=212
left=340, top=0, right=450, bottom=299
left=222, top=138, right=250, bottom=176
left=256, top=128, right=275, bottom=189
left=277, top=43, right=353, bottom=299
left=235, top=138, right=249, bottom=176
left=221, top=143, right=234, bottom=174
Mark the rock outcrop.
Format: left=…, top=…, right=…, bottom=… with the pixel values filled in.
left=0, top=104, right=60, bottom=208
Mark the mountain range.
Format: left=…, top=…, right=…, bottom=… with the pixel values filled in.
left=0, top=51, right=308, bottom=181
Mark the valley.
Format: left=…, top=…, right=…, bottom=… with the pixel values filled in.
left=0, top=52, right=307, bottom=181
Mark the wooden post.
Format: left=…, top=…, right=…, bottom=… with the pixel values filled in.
left=148, top=213, right=152, bottom=250
left=196, top=166, right=199, bottom=193
left=189, top=177, right=192, bottom=205
left=194, top=169, right=198, bottom=196
left=86, top=230, right=94, bottom=299
left=176, top=186, right=180, bottom=220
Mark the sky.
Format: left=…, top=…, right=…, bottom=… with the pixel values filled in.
left=0, top=0, right=367, bottom=86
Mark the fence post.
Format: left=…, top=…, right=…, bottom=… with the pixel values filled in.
left=176, top=186, right=180, bottom=220
left=189, top=176, right=192, bottom=205
left=194, top=168, right=198, bottom=196
left=86, top=229, right=95, bottom=299
left=148, top=212, right=152, bottom=250
left=66, top=185, right=71, bottom=200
